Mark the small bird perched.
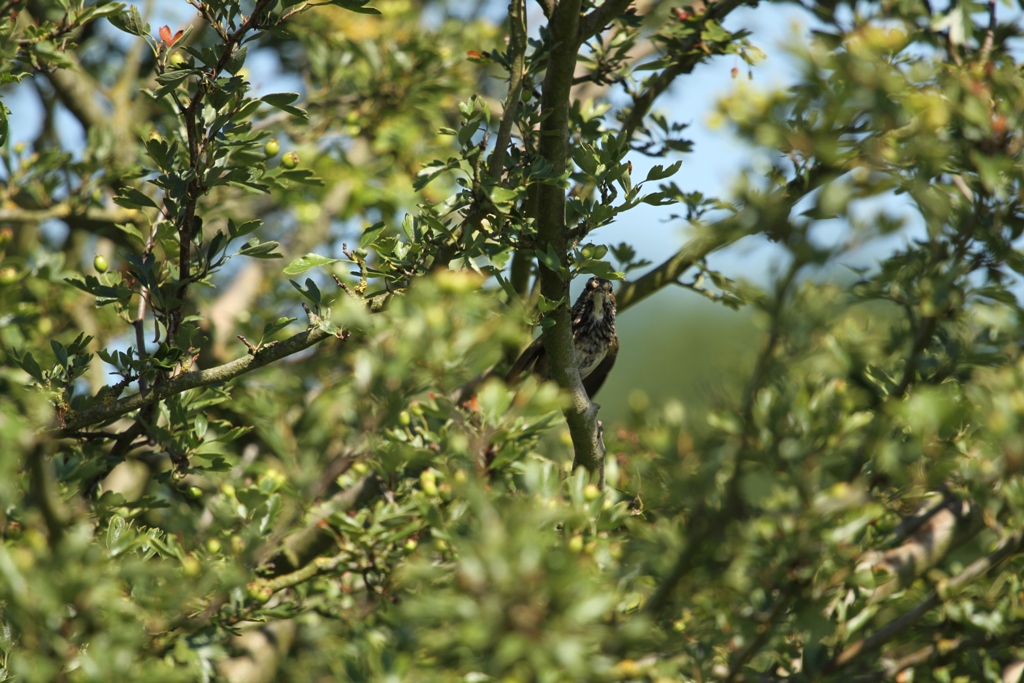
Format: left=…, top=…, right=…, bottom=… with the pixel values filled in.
left=507, top=277, right=619, bottom=397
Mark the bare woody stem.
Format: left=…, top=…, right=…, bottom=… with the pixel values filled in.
left=535, top=0, right=606, bottom=476
left=617, top=163, right=836, bottom=314
left=487, top=0, right=527, bottom=179
left=577, top=0, right=634, bottom=43
left=257, top=552, right=353, bottom=594
left=55, top=325, right=340, bottom=436
left=822, top=529, right=1024, bottom=675
left=171, top=0, right=277, bottom=338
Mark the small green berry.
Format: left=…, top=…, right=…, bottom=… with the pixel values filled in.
left=93, top=255, right=109, bottom=273
left=181, top=555, right=201, bottom=576
left=420, top=470, right=438, bottom=496
left=263, top=138, right=280, bottom=158
left=281, top=151, right=299, bottom=169
left=247, top=582, right=272, bottom=604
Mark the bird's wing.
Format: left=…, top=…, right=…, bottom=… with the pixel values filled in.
left=581, top=339, right=618, bottom=398
left=506, top=336, right=546, bottom=385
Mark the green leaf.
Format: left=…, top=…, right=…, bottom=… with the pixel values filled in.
left=262, top=317, right=297, bottom=338
left=577, top=257, right=624, bottom=280
left=289, top=279, right=322, bottom=307
left=330, top=0, right=381, bottom=14
left=413, top=160, right=453, bottom=190
left=228, top=218, right=262, bottom=239
left=225, top=45, right=247, bottom=75
left=194, top=413, right=208, bottom=440
left=535, top=294, right=563, bottom=313
left=932, top=7, right=967, bottom=46
left=701, top=20, right=732, bottom=43
left=113, top=187, right=159, bottom=211
left=10, top=350, right=45, bottom=382
left=644, top=160, right=682, bottom=182
left=488, top=185, right=522, bottom=211
left=236, top=488, right=268, bottom=512
left=64, top=275, right=123, bottom=300
left=0, top=103, right=8, bottom=147
left=572, top=143, right=601, bottom=176
left=276, top=170, right=323, bottom=186
left=106, top=515, right=128, bottom=551
left=154, top=70, right=192, bottom=87
left=260, top=93, right=308, bottom=120
left=50, top=340, right=68, bottom=369
left=108, top=4, right=149, bottom=36
left=260, top=92, right=299, bottom=107
left=284, top=253, right=342, bottom=275
left=640, top=192, right=675, bottom=206
left=115, top=222, right=146, bottom=245
left=238, top=239, right=283, bottom=259
left=360, top=221, right=387, bottom=248
left=534, top=246, right=566, bottom=276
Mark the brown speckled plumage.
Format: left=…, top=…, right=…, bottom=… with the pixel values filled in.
left=507, top=277, right=619, bottom=397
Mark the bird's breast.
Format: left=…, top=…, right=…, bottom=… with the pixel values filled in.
left=576, top=345, right=607, bottom=378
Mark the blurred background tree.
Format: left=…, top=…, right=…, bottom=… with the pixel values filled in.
left=2, top=0, right=1024, bottom=681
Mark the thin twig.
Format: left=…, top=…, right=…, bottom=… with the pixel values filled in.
left=54, top=324, right=343, bottom=435
left=979, top=0, right=997, bottom=62
left=487, top=0, right=527, bottom=179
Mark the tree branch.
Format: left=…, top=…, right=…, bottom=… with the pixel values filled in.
left=979, top=0, right=997, bottom=63
left=536, top=0, right=606, bottom=477
left=577, top=0, right=634, bottom=44
left=261, top=474, right=383, bottom=577
left=850, top=630, right=1022, bottom=683
left=0, top=202, right=147, bottom=249
left=822, top=529, right=1024, bottom=675
left=55, top=325, right=343, bottom=436
left=617, top=164, right=835, bottom=314
left=534, top=0, right=555, bottom=19
left=857, top=499, right=975, bottom=605
left=616, top=227, right=732, bottom=314
left=487, top=0, right=527, bottom=179
left=617, top=0, right=752, bottom=147
left=257, top=550, right=353, bottom=594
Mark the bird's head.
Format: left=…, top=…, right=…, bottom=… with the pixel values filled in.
left=583, top=277, right=616, bottom=318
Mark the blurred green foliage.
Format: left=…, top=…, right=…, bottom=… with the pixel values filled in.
left=2, top=0, right=1024, bottom=682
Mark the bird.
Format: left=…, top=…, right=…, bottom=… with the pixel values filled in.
left=506, top=276, right=619, bottom=398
